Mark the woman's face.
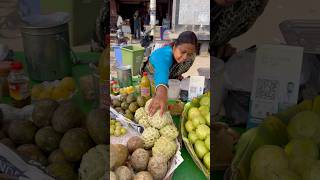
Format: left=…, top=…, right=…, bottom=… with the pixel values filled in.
left=215, top=0, right=238, bottom=7
left=173, top=43, right=196, bottom=63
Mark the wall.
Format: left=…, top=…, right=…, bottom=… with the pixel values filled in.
left=230, top=0, right=320, bottom=50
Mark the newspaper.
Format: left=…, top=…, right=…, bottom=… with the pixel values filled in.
left=0, top=144, right=54, bottom=180
left=110, top=107, right=184, bottom=180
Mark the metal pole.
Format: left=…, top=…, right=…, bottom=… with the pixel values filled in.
left=150, top=0, right=156, bottom=36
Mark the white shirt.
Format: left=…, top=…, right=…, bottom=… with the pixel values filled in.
left=117, top=16, right=123, bottom=27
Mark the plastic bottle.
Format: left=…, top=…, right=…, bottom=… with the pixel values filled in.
left=140, top=72, right=151, bottom=98
left=8, top=62, right=30, bottom=108
left=112, top=81, right=120, bottom=96
left=99, top=48, right=109, bottom=109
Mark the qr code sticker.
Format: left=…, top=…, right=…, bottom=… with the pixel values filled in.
left=255, top=78, right=279, bottom=100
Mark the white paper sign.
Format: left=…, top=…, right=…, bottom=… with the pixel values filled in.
left=188, top=76, right=205, bottom=100
left=248, top=44, right=304, bottom=128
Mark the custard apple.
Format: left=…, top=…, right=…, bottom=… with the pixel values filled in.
left=135, top=107, right=147, bottom=121
left=159, top=124, right=179, bottom=140
left=79, top=145, right=108, bottom=180
left=152, top=136, right=177, bottom=161
left=142, top=127, right=160, bottom=149
left=138, top=116, right=150, bottom=128
left=148, top=111, right=172, bottom=129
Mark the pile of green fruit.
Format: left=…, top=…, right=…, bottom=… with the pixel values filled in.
left=233, top=96, right=320, bottom=180
left=110, top=119, right=127, bottom=137
left=111, top=94, right=149, bottom=121
left=184, top=93, right=210, bottom=170
left=0, top=99, right=108, bottom=180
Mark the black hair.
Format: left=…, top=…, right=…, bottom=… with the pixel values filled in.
left=175, top=31, right=198, bottom=47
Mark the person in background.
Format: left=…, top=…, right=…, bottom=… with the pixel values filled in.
left=133, top=10, right=141, bottom=39
left=162, top=13, right=170, bottom=29
left=116, top=13, right=123, bottom=30
left=210, top=0, right=269, bottom=61
left=140, top=31, right=198, bottom=116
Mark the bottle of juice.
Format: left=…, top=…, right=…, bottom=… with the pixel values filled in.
left=8, top=62, right=31, bottom=108
left=140, top=72, right=151, bottom=98
left=112, top=81, right=120, bottom=96
left=99, top=48, right=109, bottom=109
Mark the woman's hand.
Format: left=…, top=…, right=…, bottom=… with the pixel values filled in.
left=148, top=85, right=168, bottom=117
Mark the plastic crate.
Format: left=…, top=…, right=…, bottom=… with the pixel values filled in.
left=121, top=45, right=145, bottom=75
left=112, top=45, right=123, bottom=67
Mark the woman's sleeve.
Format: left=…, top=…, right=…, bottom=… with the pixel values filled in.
left=150, top=51, right=173, bottom=87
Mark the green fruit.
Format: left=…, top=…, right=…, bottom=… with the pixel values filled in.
left=111, top=125, right=115, bottom=130
left=115, top=122, right=122, bottom=127
left=116, top=126, right=122, bottom=131
left=205, top=136, right=210, bottom=150
left=199, top=106, right=209, bottom=116
left=203, top=152, right=210, bottom=169
left=125, top=112, right=134, bottom=120
left=285, top=139, right=318, bottom=159
left=121, top=102, right=129, bottom=110
left=192, top=116, right=206, bottom=128
left=59, top=128, right=94, bottom=162
left=121, top=128, right=127, bottom=135
left=192, top=117, right=200, bottom=127
left=184, top=102, right=193, bottom=114
left=110, top=129, right=114, bottom=135
left=112, top=99, right=121, bottom=107
left=205, top=114, right=210, bottom=125
left=115, top=107, right=124, bottom=114
left=196, top=124, right=210, bottom=140
left=125, top=109, right=131, bottom=114
left=126, top=94, right=136, bottom=104
left=185, top=121, right=195, bottom=133
left=191, top=98, right=200, bottom=107
left=129, top=102, right=139, bottom=113
left=200, top=96, right=210, bottom=107
left=35, top=126, right=62, bottom=153
left=137, top=96, right=146, bottom=107
left=114, top=129, right=121, bottom=137
left=188, top=131, right=198, bottom=144
left=110, top=120, right=116, bottom=125
left=287, top=111, right=320, bottom=144
left=188, top=107, right=201, bottom=121
left=194, top=140, right=209, bottom=159
left=120, top=94, right=128, bottom=102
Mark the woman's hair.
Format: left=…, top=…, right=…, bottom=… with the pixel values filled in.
left=175, top=31, right=198, bottom=47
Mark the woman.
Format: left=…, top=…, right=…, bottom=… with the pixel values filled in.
left=210, top=0, right=269, bottom=60
left=133, top=10, right=141, bottom=39
left=140, top=31, right=198, bottom=116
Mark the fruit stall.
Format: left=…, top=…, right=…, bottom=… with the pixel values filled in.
left=110, top=90, right=211, bottom=179
left=212, top=21, right=320, bottom=180
left=110, top=34, right=211, bottom=178
left=0, top=51, right=107, bottom=179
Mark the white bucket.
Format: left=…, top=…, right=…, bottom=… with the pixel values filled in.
left=213, top=58, right=225, bottom=115
left=168, top=79, right=181, bottom=99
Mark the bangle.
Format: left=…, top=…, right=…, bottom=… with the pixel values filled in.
left=156, top=84, right=168, bottom=91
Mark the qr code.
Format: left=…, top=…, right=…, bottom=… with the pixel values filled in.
left=255, top=78, right=279, bottom=100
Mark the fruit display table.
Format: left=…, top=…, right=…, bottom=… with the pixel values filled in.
left=12, top=52, right=207, bottom=180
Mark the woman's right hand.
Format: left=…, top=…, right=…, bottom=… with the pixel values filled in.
left=148, top=86, right=168, bottom=117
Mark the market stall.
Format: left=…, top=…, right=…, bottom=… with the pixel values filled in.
left=213, top=20, right=320, bottom=180
left=109, top=40, right=210, bottom=179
